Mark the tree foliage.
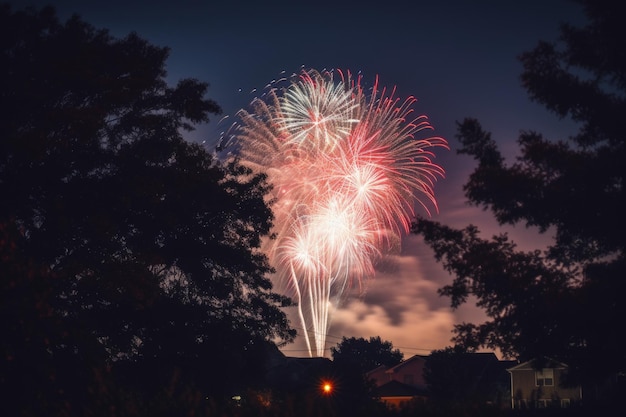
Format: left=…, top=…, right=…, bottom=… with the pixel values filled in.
left=424, top=347, right=508, bottom=407
left=1, top=4, right=294, bottom=415
left=331, top=336, right=403, bottom=374
left=412, top=0, right=625, bottom=390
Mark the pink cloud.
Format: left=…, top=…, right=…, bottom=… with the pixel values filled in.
left=281, top=235, right=470, bottom=358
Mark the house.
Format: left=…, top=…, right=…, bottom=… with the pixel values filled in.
left=371, top=380, right=428, bottom=408
left=366, top=364, right=390, bottom=387
left=367, top=354, right=428, bottom=388
left=507, top=358, right=582, bottom=409
left=367, top=352, right=513, bottom=408
left=367, top=355, right=429, bottom=407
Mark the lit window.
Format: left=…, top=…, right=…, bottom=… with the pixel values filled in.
left=535, top=368, right=554, bottom=386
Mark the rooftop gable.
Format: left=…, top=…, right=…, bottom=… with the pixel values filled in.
left=386, top=354, right=428, bottom=373
left=372, top=380, right=428, bottom=398
left=507, top=357, right=568, bottom=372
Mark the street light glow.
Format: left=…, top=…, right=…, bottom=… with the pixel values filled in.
left=322, top=382, right=332, bottom=394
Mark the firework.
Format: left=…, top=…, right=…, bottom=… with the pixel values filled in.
left=231, top=69, right=447, bottom=357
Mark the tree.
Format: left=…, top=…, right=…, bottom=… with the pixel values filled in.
left=1, top=4, right=294, bottom=415
left=331, top=336, right=403, bottom=374
left=424, top=347, right=509, bottom=408
left=412, top=0, right=625, bottom=396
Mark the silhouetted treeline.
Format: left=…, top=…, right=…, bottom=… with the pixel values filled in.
left=1, top=3, right=294, bottom=415
left=412, top=0, right=625, bottom=406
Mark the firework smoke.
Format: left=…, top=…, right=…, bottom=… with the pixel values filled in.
left=230, top=69, right=447, bottom=357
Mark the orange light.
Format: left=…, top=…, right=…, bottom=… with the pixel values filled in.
left=322, top=382, right=332, bottom=394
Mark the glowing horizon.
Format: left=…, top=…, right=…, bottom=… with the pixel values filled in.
left=231, top=68, right=448, bottom=357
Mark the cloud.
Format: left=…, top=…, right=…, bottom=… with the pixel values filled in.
left=280, top=234, right=471, bottom=358
left=328, top=235, right=457, bottom=356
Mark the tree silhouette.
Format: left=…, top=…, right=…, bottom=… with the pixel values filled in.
left=1, top=4, right=294, bottom=415
left=412, top=0, right=625, bottom=399
left=331, top=336, right=403, bottom=374
left=424, top=347, right=509, bottom=408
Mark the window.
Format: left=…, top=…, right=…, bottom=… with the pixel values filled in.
left=535, top=368, right=554, bottom=386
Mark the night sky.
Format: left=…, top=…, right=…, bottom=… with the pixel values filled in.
left=10, top=0, right=585, bottom=357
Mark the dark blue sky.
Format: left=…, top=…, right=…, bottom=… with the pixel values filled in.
left=9, top=0, right=585, bottom=356
left=12, top=0, right=583, bottom=145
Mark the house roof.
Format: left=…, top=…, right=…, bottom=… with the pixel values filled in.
left=366, top=364, right=388, bottom=377
left=384, top=354, right=428, bottom=374
left=366, top=353, right=505, bottom=376
left=372, top=380, right=428, bottom=398
left=507, top=357, right=568, bottom=372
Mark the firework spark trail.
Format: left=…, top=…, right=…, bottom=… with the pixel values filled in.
left=232, top=69, right=448, bottom=357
